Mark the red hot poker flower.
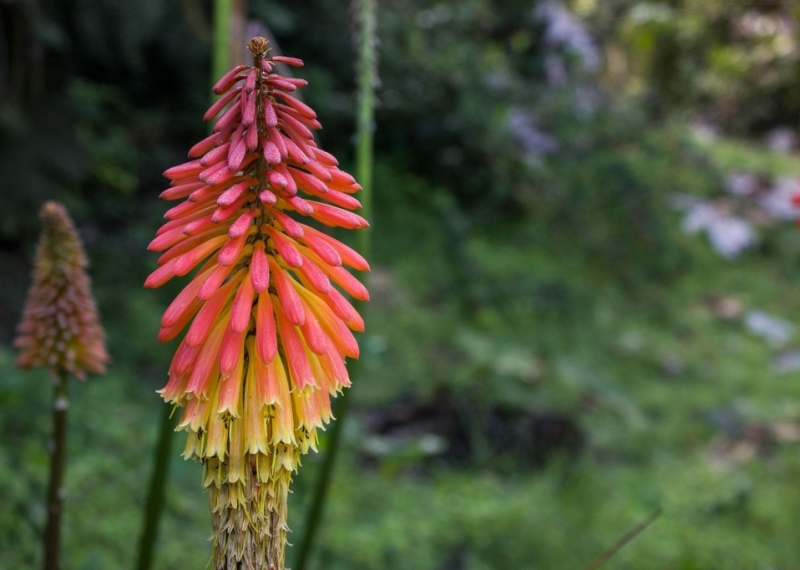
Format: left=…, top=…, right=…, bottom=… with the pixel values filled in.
left=146, top=37, right=369, bottom=570
left=14, top=201, right=108, bottom=570
left=15, top=201, right=108, bottom=378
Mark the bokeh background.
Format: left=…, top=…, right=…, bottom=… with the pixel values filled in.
left=3, top=1, right=800, bottom=568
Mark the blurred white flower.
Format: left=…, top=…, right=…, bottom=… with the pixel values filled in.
left=758, top=176, right=800, bottom=220
left=682, top=202, right=756, bottom=259
left=745, top=310, right=794, bottom=348
left=535, top=2, right=600, bottom=72
left=725, top=172, right=759, bottom=196
left=508, top=107, right=559, bottom=161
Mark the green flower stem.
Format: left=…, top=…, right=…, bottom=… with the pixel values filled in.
left=292, top=2, right=377, bottom=568
left=135, top=405, right=177, bottom=570
left=43, top=371, right=68, bottom=570
left=355, top=0, right=377, bottom=255
left=211, top=0, right=233, bottom=93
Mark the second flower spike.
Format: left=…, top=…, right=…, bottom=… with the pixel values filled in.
left=146, top=37, right=370, bottom=570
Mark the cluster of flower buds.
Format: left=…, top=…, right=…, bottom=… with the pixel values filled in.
left=146, top=37, right=368, bottom=569
left=15, top=201, right=108, bottom=379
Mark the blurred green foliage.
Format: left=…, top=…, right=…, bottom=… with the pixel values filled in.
left=586, top=0, right=800, bottom=132
left=2, top=0, right=800, bottom=569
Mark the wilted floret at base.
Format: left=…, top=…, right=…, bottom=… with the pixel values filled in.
left=147, top=37, right=369, bottom=570
left=15, top=201, right=108, bottom=379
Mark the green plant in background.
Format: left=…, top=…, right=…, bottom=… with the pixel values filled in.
left=583, top=0, right=800, bottom=132
left=14, top=201, right=108, bottom=570
left=145, top=36, right=369, bottom=569
left=293, top=1, right=377, bottom=568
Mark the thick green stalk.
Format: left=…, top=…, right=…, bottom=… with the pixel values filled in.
left=292, top=2, right=377, bottom=569
left=43, top=371, right=69, bottom=570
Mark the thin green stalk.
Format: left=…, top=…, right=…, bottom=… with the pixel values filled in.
left=43, top=371, right=69, bottom=570
left=292, top=2, right=377, bottom=569
left=355, top=0, right=377, bottom=256
left=583, top=509, right=662, bottom=570
left=211, top=0, right=233, bottom=92
left=135, top=406, right=177, bottom=570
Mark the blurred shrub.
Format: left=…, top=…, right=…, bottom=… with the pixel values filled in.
left=586, top=0, right=800, bottom=134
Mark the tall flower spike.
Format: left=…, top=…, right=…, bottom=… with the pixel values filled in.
left=147, top=37, right=370, bottom=570
left=14, top=201, right=108, bottom=570
left=15, top=201, right=108, bottom=378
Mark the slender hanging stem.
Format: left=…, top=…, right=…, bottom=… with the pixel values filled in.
left=43, top=371, right=69, bottom=570
left=292, top=2, right=377, bottom=569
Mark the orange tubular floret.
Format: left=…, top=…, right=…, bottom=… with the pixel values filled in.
left=274, top=300, right=316, bottom=392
